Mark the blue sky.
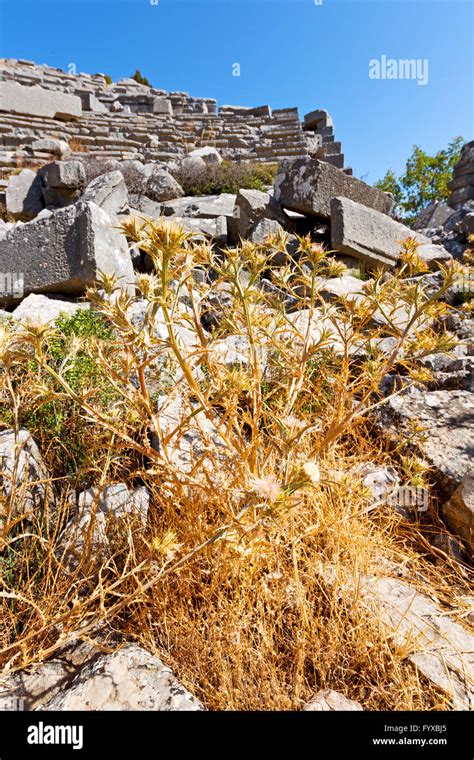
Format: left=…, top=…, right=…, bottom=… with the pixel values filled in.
left=0, top=0, right=472, bottom=182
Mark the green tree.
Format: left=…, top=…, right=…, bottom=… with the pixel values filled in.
left=375, top=136, right=464, bottom=225
left=131, top=69, right=152, bottom=88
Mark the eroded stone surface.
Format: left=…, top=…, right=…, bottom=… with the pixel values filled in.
left=360, top=576, right=474, bottom=710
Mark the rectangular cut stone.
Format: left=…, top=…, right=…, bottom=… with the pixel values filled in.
left=0, top=81, right=82, bottom=120
left=304, top=109, right=333, bottom=130
left=0, top=201, right=134, bottom=303
left=331, top=196, right=452, bottom=269
left=78, top=92, right=108, bottom=113
left=152, top=97, right=173, bottom=115
left=274, top=158, right=392, bottom=218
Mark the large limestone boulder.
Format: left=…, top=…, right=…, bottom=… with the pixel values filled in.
left=159, top=215, right=227, bottom=242
left=0, top=201, right=135, bottom=302
left=81, top=171, right=128, bottom=216
left=413, top=200, right=454, bottom=231
left=248, top=217, right=284, bottom=244
left=0, top=642, right=203, bottom=711
left=161, top=193, right=236, bottom=220
left=187, top=146, right=222, bottom=165
left=5, top=169, right=43, bottom=220
left=11, top=294, right=89, bottom=326
left=232, top=188, right=288, bottom=241
left=145, top=168, right=184, bottom=202
left=273, top=158, right=392, bottom=218
left=40, top=160, right=87, bottom=208
left=41, top=160, right=86, bottom=190
left=330, top=197, right=452, bottom=269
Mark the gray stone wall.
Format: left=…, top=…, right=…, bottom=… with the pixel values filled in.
left=0, top=59, right=350, bottom=183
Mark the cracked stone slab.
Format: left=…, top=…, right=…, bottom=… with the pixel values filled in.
left=376, top=387, right=474, bottom=496
left=360, top=576, right=474, bottom=710
left=38, top=644, right=204, bottom=711
left=0, top=643, right=203, bottom=711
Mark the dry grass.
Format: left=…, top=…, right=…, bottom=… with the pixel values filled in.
left=0, top=225, right=471, bottom=710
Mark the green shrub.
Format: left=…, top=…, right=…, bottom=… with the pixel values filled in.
left=14, top=309, right=119, bottom=482
left=131, top=69, right=152, bottom=88
left=375, top=137, right=464, bottom=225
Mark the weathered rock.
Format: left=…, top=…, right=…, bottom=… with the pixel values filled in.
left=152, top=97, right=173, bottom=115
left=40, top=160, right=86, bottom=190
left=233, top=188, right=288, bottom=240
left=0, top=429, right=53, bottom=518
left=0, top=641, right=98, bottom=711
left=188, top=146, right=222, bottom=165
left=331, top=197, right=452, bottom=269
left=5, top=169, right=43, bottom=220
left=443, top=471, right=473, bottom=557
left=317, top=275, right=367, bottom=303
left=161, top=193, right=236, bottom=220
left=79, top=92, right=108, bottom=113
left=459, top=211, right=474, bottom=238
left=127, top=197, right=162, bottom=219
left=304, top=109, right=334, bottom=131
left=171, top=155, right=207, bottom=181
left=303, top=690, right=363, bottom=711
left=11, top=294, right=89, bottom=325
left=0, top=201, right=135, bottom=302
left=145, top=169, right=184, bottom=202
left=248, top=217, right=284, bottom=244
left=81, top=171, right=128, bottom=215
left=361, top=576, right=474, bottom=710
left=0, top=80, right=81, bottom=120
left=377, top=388, right=474, bottom=495
left=31, top=137, right=70, bottom=156
left=273, top=158, right=392, bottom=218
left=0, top=643, right=203, bottom=711
left=413, top=201, right=454, bottom=231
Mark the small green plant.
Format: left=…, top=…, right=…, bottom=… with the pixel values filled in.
left=3, top=309, right=123, bottom=482
left=131, top=69, right=152, bottom=88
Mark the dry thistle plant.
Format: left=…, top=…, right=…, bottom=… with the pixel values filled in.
left=0, top=222, right=470, bottom=710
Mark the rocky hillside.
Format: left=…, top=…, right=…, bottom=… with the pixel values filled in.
left=0, top=60, right=472, bottom=712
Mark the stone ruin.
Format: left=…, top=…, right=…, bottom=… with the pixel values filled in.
left=0, top=57, right=351, bottom=199
left=0, top=59, right=473, bottom=714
